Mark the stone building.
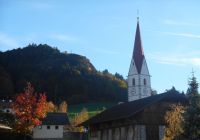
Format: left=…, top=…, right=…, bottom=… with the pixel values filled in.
left=82, top=90, right=187, bottom=140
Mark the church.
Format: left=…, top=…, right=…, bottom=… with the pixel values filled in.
left=127, top=17, right=151, bottom=101
left=81, top=19, right=187, bottom=140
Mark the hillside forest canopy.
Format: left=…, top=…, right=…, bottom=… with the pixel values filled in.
left=0, top=44, right=127, bottom=104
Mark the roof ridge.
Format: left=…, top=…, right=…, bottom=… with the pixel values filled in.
left=81, top=91, right=187, bottom=126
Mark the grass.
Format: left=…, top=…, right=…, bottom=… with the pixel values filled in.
left=68, top=102, right=116, bottom=120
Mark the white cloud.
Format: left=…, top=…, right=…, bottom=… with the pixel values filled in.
left=148, top=52, right=200, bottom=67
left=163, top=19, right=200, bottom=27
left=0, top=33, right=19, bottom=50
left=145, top=29, right=200, bottom=39
left=163, top=32, right=200, bottom=39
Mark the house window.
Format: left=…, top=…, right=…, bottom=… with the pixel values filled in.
left=6, top=109, right=10, bottom=113
left=132, top=78, right=135, bottom=86
left=144, top=79, right=146, bottom=85
left=55, top=126, right=59, bottom=129
left=47, top=126, right=50, bottom=129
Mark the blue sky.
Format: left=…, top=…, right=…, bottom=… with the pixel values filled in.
left=1, top=0, right=200, bottom=93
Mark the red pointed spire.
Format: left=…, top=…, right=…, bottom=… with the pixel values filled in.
left=133, top=20, right=144, bottom=74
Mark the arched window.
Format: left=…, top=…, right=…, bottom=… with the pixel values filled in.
left=144, top=79, right=146, bottom=85
left=132, top=78, right=135, bottom=86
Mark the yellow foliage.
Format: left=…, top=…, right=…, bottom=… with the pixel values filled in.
left=164, top=104, right=185, bottom=140
left=46, top=101, right=57, bottom=112
left=58, top=101, right=68, bottom=113
left=70, top=108, right=89, bottom=132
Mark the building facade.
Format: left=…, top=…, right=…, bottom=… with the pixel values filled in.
left=81, top=19, right=188, bottom=140
left=33, top=125, right=64, bottom=139
left=128, top=19, right=151, bottom=101
left=82, top=90, right=187, bottom=140
left=33, top=113, right=70, bottom=140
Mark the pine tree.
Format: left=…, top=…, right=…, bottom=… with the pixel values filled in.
left=187, top=73, right=198, bottom=96
left=184, top=74, right=200, bottom=139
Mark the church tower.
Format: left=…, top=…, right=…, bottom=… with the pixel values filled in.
left=128, top=18, right=151, bottom=101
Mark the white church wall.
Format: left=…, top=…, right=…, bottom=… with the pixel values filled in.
left=128, top=59, right=138, bottom=75
left=128, top=58, right=151, bottom=101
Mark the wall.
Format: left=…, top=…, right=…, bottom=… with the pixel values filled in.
left=128, top=58, right=151, bottom=101
left=88, top=102, right=174, bottom=140
left=33, top=125, right=63, bottom=139
left=89, top=125, right=146, bottom=140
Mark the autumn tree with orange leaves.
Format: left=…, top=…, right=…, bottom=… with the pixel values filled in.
left=12, top=82, right=48, bottom=133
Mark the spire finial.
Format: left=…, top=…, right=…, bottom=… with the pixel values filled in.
left=192, top=68, right=195, bottom=77
left=137, top=9, right=139, bottom=22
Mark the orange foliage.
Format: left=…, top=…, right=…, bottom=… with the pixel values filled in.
left=12, top=82, right=48, bottom=133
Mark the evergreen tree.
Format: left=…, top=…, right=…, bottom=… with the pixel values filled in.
left=184, top=74, right=200, bottom=139
left=186, top=73, right=198, bottom=96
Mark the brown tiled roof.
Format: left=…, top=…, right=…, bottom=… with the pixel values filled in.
left=81, top=90, right=187, bottom=126
left=42, top=113, right=70, bottom=125
left=133, top=21, right=144, bottom=74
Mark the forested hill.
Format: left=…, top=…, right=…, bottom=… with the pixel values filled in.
left=0, top=44, right=127, bottom=104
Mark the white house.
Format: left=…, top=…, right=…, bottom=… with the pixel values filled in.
left=33, top=112, right=70, bottom=139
